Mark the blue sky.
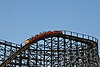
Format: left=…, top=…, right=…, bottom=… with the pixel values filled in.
left=0, top=0, right=100, bottom=56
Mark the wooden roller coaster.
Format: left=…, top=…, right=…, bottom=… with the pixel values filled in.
left=0, top=30, right=99, bottom=67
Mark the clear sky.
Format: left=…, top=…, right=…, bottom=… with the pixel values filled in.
left=0, top=0, right=100, bottom=56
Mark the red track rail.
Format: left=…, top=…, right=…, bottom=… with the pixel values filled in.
left=24, top=30, right=63, bottom=45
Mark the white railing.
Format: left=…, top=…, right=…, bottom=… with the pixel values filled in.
left=62, top=30, right=98, bottom=43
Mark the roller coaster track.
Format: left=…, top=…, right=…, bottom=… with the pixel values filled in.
left=0, top=30, right=98, bottom=67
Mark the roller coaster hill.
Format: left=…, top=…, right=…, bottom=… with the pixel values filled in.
left=0, top=30, right=99, bottom=67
